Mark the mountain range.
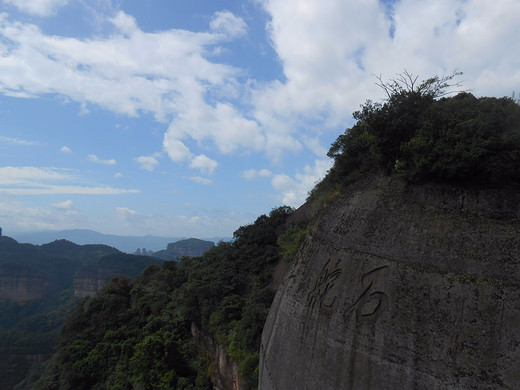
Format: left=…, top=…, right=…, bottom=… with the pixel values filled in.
left=10, top=229, right=229, bottom=253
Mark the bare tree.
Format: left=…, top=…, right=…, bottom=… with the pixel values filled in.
left=374, top=69, right=465, bottom=99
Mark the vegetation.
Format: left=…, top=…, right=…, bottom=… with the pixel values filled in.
left=0, top=238, right=164, bottom=390
left=18, top=72, right=520, bottom=390
left=277, top=223, right=309, bottom=263
left=153, top=238, right=215, bottom=261
left=36, top=206, right=296, bottom=390
left=311, top=72, right=520, bottom=200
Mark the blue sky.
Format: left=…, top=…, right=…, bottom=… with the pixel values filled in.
left=0, top=0, right=519, bottom=238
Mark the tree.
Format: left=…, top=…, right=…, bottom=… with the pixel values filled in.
left=312, top=71, right=520, bottom=197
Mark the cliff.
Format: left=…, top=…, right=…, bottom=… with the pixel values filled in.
left=73, top=268, right=110, bottom=298
left=259, top=174, right=520, bottom=389
left=0, top=266, right=46, bottom=304
left=191, top=323, right=243, bottom=390
left=73, top=253, right=163, bottom=297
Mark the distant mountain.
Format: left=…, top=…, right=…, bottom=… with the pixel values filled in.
left=12, top=229, right=182, bottom=253
left=11, top=229, right=230, bottom=253
left=153, top=238, right=215, bottom=260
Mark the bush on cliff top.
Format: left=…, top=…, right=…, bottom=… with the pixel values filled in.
left=311, top=72, right=520, bottom=199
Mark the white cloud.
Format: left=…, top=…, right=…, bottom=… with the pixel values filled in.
left=189, top=154, right=218, bottom=175
left=88, top=154, right=117, bottom=165
left=271, top=158, right=332, bottom=207
left=116, top=207, right=137, bottom=216
left=0, top=10, right=237, bottom=121
left=52, top=199, right=73, bottom=209
left=163, top=101, right=266, bottom=160
left=241, top=168, right=273, bottom=181
left=135, top=155, right=159, bottom=172
left=163, top=137, right=193, bottom=163
left=188, top=176, right=213, bottom=186
left=114, top=207, right=145, bottom=225
left=0, top=136, right=36, bottom=145
left=0, top=166, right=74, bottom=185
left=109, top=11, right=139, bottom=36
left=0, top=2, right=519, bottom=177
left=0, top=197, right=87, bottom=232
left=0, top=166, right=138, bottom=195
left=256, top=0, right=520, bottom=135
left=4, top=0, right=68, bottom=16
left=60, top=145, right=72, bottom=153
left=2, top=186, right=138, bottom=195
left=210, top=10, right=247, bottom=38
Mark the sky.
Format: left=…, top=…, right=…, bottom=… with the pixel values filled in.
left=0, top=0, right=519, bottom=238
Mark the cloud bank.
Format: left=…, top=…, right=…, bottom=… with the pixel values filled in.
left=0, top=1, right=519, bottom=208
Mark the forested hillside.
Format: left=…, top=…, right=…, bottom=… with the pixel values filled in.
left=35, top=206, right=306, bottom=390
left=0, top=238, right=163, bottom=390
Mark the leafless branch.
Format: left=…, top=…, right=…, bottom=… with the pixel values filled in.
left=374, top=70, right=466, bottom=99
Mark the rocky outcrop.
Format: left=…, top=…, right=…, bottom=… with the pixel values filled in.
left=0, top=268, right=45, bottom=304
left=73, top=268, right=110, bottom=298
left=191, top=324, right=243, bottom=390
left=260, top=174, right=520, bottom=389
left=153, top=238, right=215, bottom=261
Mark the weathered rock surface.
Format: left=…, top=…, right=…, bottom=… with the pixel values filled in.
left=0, top=268, right=45, bottom=303
left=191, top=324, right=243, bottom=390
left=73, top=268, right=110, bottom=297
left=259, top=174, right=520, bottom=389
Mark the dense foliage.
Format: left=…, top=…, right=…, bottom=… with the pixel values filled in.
left=312, top=74, right=520, bottom=199
left=36, top=206, right=295, bottom=390
left=0, top=238, right=163, bottom=390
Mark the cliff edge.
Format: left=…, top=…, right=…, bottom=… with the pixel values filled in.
left=259, top=174, right=520, bottom=389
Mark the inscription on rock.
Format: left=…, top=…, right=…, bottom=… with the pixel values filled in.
left=306, top=258, right=390, bottom=323
left=307, top=258, right=342, bottom=312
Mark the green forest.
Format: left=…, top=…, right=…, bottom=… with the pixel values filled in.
left=35, top=206, right=302, bottom=390
left=0, top=238, right=164, bottom=390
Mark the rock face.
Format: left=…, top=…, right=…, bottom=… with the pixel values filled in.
left=73, top=268, right=110, bottom=298
left=191, top=324, right=243, bottom=390
left=0, top=268, right=45, bottom=304
left=259, top=174, right=520, bottom=390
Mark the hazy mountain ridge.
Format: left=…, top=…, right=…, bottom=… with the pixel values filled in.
left=11, top=229, right=230, bottom=253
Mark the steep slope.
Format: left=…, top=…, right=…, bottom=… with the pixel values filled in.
left=0, top=238, right=163, bottom=390
left=260, top=78, right=520, bottom=389
left=260, top=174, right=520, bottom=389
left=35, top=207, right=294, bottom=390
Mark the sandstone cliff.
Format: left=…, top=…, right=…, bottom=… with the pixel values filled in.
left=191, top=323, right=243, bottom=390
left=73, top=268, right=110, bottom=297
left=0, top=267, right=45, bottom=304
left=260, top=174, right=520, bottom=389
